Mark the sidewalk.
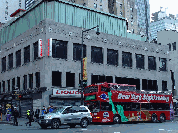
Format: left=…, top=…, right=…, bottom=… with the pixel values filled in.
left=0, top=114, right=39, bottom=127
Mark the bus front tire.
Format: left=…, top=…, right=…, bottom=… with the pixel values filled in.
left=113, top=115, right=121, bottom=124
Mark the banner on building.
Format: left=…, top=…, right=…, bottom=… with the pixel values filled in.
left=38, top=39, right=43, bottom=57
left=47, top=38, right=52, bottom=56
left=83, top=57, right=87, bottom=80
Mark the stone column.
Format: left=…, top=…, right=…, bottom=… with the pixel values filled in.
left=145, top=55, right=148, bottom=70
left=62, top=71, right=66, bottom=87
left=158, top=79, right=162, bottom=91
left=140, top=79, right=142, bottom=90
left=113, top=76, right=115, bottom=83
left=87, top=73, right=91, bottom=86
left=119, top=50, right=122, bottom=67
left=132, top=53, right=136, bottom=69
left=156, top=57, right=159, bottom=71
left=75, top=72, right=79, bottom=88
left=103, top=47, right=107, bottom=65
left=68, top=41, right=73, bottom=61
left=33, top=73, right=36, bottom=88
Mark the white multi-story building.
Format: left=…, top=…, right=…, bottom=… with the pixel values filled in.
left=150, top=11, right=178, bottom=41
left=0, top=0, right=25, bottom=23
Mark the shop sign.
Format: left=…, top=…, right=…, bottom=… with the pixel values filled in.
left=47, top=38, right=52, bottom=56
left=38, top=39, right=43, bottom=57
left=53, top=89, right=81, bottom=96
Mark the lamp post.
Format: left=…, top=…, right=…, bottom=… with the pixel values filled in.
left=81, top=25, right=100, bottom=105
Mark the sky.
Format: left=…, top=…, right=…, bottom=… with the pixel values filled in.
left=149, top=0, right=178, bottom=18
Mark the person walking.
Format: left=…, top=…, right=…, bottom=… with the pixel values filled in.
left=41, top=106, right=46, bottom=115
left=26, top=109, right=32, bottom=126
left=35, top=107, right=40, bottom=119
left=13, top=107, right=19, bottom=126
left=6, top=110, right=10, bottom=121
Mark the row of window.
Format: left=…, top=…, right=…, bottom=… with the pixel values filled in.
left=1, top=39, right=167, bottom=72
left=0, top=72, right=40, bottom=93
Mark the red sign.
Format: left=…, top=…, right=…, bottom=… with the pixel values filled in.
left=53, top=89, right=81, bottom=96
left=47, top=38, right=52, bottom=56
left=38, top=39, right=43, bottom=57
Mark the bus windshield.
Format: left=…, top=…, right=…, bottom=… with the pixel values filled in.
left=84, top=101, right=100, bottom=112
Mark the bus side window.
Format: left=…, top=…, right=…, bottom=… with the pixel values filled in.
left=165, top=103, right=170, bottom=110
left=141, top=103, right=149, bottom=110
left=131, top=103, right=140, bottom=111
left=101, top=102, right=112, bottom=111
left=150, top=103, right=157, bottom=110
left=125, top=102, right=131, bottom=111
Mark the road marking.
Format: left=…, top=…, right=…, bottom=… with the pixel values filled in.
left=98, top=125, right=102, bottom=126
left=159, top=129, right=165, bottom=130
left=109, top=126, right=112, bottom=127
left=114, top=132, right=120, bottom=133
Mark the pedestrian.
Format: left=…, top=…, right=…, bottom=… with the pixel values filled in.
left=26, top=109, right=32, bottom=126
left=35, top=107, right=40, bottom=119
left=30, top=108, right=34, bottom=122
left=49, top=106, right=54, bottom=113
left=6, top=110, right=10, bottom=121
left=41, top=106, right=46, bottom=115
left=47, top=105, right=51, bottom=113
left=13, top=107, right=19, bottom=126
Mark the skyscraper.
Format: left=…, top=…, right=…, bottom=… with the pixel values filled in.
left=0, top=0, right=25, bottom=23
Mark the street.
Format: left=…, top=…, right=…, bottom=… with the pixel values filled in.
left=1, top=118, right=178, bottom=133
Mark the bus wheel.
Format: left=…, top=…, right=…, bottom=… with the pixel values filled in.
left=159, top=114, right=165, bottom=123
left=113, top=115, right=121, bottom=124
left=151, top=114, right=157, bottom=123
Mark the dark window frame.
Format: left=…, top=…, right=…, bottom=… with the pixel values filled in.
left=162, top=80, right=167, bottom=91
left=159, top=58, right=167, bottom=71
left=24, top=45, right=30, bottom=64
left=122, top=52, right=132, bottom=67
left=73, top=43, right=86, bottom=61
left=2, top=81, right=5, bottom=92
left=52, top=39, right=68, bottom=59
left=136, top=54, right=145, bottom=69
left=7, top=80, right=10, bottom=92
left=33, top=41, right=38, bottom=60
left=17, top=77, right=20, bottom=90
left=91, top=46, right=103, bottom=64
left=16, top=50, right=21, bottom=67
left=148, top=56, right=156, bottom=70
left=8, top=53, right=13, bottom=70
left=172, top=42, right=176, bottom=51
left=12, top=78, right=15, bottom=91
left=2, top=57, right=6, bottom=72
left=35, top=72, right=40, bottom=88
left=107, top=49, right=118, bottom=66
left=29, top=74, right=33, bottom=89
left=23, top=75, right=27, bottom=90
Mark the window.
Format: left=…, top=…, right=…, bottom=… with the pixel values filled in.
left=141, top=103, right=149, bottom=110
left=73, top=43, right=86, bottom=61
left=150, top=103, right=157, bottom=110
left=94, top=3, right=97, bottom=8
left=148, top=56, right=156, bottom=70
left=5, top=17, right=7, bottom=20
left=120, top=11, right=122, bottom=16
left=162, top=81, right=167, bottom=91
left=122, top=52, right=132, bottom=67
left=172, top=42, right=176, bottom=51
left=136, top=54, right=144, bottom=69
left=100, top=5, right=103, bottom=10
left=79, top=107, right=88, bottom=112
left=84, top=101, right=100, bottom=112
left=35, top=72, right=40, bottom=88
left=63, top=107, right=73, bottom=114
left=107, top=49, right=118, bottom=66
left=12, top=78, right=15, bottom=91
left=23, top=75, right=27, bottom=90
left=8, top=80, right=10, bottom=92
left=29, top=74, right=33, bottom=89
left=52, top=71, right=61, bottom=87
left=24, top=45, right=30, bottom=64
left=120, top=4, right=122, bottom=8
left=16, top=50, right=21, bottom=67
left=17, top=77, right=20, bottom=90
left=33, top=41, right=38, bottom=60
left=159, top=58, right=167, bottom=71
left=8, top=53, right=13, bottom=70
left=131, top=103, right=140, bottom=111
left=52, top=39, right=67, bottom=59
left=101, top=102, right=112, bottom=111
left=167, top=43, right=171, bottom=51
left=2, top=81, right=5, bottom=92
left=131, top=14, right=133, bottom=19
left=91, top=46, right=103, bottom=64
left=2, top=57, right=6, bottom=72
left=66, top=72, right=75, bottom=87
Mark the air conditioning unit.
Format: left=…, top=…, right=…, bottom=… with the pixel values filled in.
left=156, top=49, right=159, bottom=53
left=104, top=39, right=107, bottom=43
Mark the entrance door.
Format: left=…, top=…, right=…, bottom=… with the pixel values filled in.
left=20, top=99, right=33, bottom=117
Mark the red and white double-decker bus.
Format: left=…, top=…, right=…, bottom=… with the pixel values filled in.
left=84, top=82, right=174, bottom=123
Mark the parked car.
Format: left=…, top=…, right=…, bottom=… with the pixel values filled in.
left=38, top=105, right=92, bottom=129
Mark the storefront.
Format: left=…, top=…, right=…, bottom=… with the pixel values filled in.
left=49, top=89, right=81, bottom=107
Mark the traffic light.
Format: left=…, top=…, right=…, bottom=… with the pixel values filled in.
left=18, top=95, right=22, bottom=100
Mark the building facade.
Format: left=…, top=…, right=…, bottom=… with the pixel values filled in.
left=0, top=0, right=170, bottom=117
left=157, top=30, right=178, bottom=98
left=0, top=0, right=25, bottom=23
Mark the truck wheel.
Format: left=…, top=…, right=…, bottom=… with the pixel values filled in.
left=80, top=118, right=88, bottom=128
left=51, top=119, right=60, bottom=129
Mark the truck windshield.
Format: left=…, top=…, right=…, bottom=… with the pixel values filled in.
left=84, top=101, right=100, bottom=112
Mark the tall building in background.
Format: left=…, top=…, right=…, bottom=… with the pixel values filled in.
left=25, top=0, right=41, bottom=10
left=0, top=0, right=25, bottom=23
left=150, top=10, right=178, bottom=42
